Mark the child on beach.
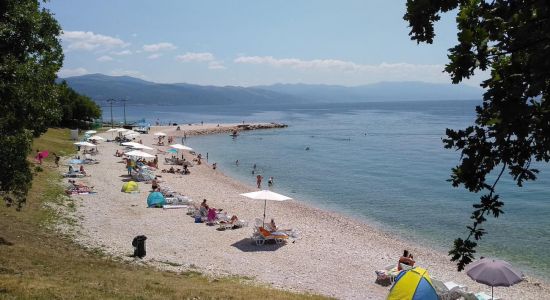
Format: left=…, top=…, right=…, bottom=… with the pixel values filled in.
left=151, top=177, right=159, bottom=191
left=53, top=153, right=60, bottom=167
left=35, top=150, right=43, bottom=164
left=126, top=160, right=133, bottom=175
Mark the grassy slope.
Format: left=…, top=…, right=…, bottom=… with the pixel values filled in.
left=0, top=129, right=329, bottom=300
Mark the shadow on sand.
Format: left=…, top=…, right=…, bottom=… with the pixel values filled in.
left=231, top=238, right=285, bottom=252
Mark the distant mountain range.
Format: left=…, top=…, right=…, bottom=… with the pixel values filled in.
left=60, top=73, right=483, bottom=106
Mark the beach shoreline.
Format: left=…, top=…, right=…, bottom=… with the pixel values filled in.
left=59, top=123, right=550, bottom=300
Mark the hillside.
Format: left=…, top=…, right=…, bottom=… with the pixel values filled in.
left=255, top=81, right=483, bottom=102
left=61, top=74, right=483, bottom=106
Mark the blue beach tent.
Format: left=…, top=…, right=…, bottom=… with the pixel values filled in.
left=387, top=267, right=438, bottom=300
left=147, top=191, right=165, bottom=207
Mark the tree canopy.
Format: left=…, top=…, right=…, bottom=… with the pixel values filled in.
left=405, top=1, right=550, bottom=270
left=0, top=0, right=63, bottom=209
left=57, top=81, right=102, bottom=128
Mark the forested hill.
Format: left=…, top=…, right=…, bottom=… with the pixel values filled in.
left=61, top=74, right=483, bottom=106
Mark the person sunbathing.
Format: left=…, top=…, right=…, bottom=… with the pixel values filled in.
left=269, top=218, right=278, bottom=232
left=68, top=179, right=91, bottom=188
left=397, top=250, right=415, bottom=271
left=66, top=180, right=93, bottom=194
left=229, top=215, right=242, bottom=228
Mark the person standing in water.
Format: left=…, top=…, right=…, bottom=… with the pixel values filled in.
left=268, top=177, right=274, bottom=187
left=256, top=174, right=263, bottom=189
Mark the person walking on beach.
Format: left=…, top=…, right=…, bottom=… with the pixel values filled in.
left=53, top=152, right=60, bottom=167
left=126, top=159, right=133, bottom=176
left=256, top=174, right=263, bottom=189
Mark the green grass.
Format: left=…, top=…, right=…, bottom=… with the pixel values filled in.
left=0, top=128, right=330, bottom=300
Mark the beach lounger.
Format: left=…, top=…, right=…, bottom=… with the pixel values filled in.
left=162, top=204, right=188, bottom=209
left=253, top=227, right=288, bottom=246
left=432, top=278, right=469, bottom=300
left=444, top=281, right=467, bottom=291
left=63, top=172, right=86, bottom=178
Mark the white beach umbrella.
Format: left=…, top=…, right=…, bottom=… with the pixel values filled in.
left=87, top=135, right=105, bottom=141
left=85, top=130, right=97, bottom=134
left=121, top=142, right=153, bottom=150
left=116, top=128, right=128, bottom=132
left=169, top=143, right=193, bottom=151
left=106, top=128, right=118, bottom=132
left=132, top=144, right=153, bottom=150
left=74, top=141, right=97, bottom=147
left=125, top=150, right=155, bottom=158
left=240, top=190, right=292, bottom=224
left=154, top=132, right=167, bottom=136
left=125, top=133, right=141, bottom=139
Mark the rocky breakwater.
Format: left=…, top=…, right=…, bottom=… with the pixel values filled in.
left=167, top=122, right=288, bottom=137
left=236, top=123, right=288, bottom=131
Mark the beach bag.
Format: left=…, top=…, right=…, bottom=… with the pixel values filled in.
left=132, top=235, right=147, bottom=258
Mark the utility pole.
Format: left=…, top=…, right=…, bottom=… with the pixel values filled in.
left=120, top=99, right=128, bottom=126
left=106, top=99, right=116, bottom=128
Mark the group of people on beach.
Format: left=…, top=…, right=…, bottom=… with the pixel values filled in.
left=244, top=163, right=273, bottom=189
left=199, top=199, right=241, bottom=228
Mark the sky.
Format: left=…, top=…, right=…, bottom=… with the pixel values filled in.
left=46, top=0, right=484, bottom=87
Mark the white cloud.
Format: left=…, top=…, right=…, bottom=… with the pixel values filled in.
left=61, top=31, right=129, bottom=51
left=176, top=52, right=215, bottom=62
left=96, top=55, right=113, bottom=62
left=57, top=67, right=89, bottom=78
left=233, top=55, right=448, bottom=82
left=208, top=61, right=226, bottom=70
left=142, top=42, right=177, bottom=52
left=147, top=53, right=162, bottom=60
left=111, top=50, right=132, bottom=56
left=110, top=69, right=147, bottom=80
left=234, top=56, right=368, bottom=71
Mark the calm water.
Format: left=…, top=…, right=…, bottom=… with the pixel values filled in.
left=119, top=100, right=550, bottom=278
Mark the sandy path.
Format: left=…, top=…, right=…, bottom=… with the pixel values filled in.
left=63, top=124, right=550, bottom=300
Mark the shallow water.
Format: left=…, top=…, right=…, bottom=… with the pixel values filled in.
left=121, top=100, right=550, bottom=279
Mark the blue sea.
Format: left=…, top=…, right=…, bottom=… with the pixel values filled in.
left=119, top=100, right=550, bottom=279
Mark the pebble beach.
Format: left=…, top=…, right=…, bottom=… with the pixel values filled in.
left=59, top=124, right=550, bottom=300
